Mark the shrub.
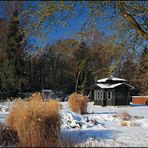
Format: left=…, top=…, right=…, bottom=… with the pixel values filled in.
left=117, top=111, right=137, bottom=127
left=6, top=92, right=61, bottom=147
left=0, top=123, right=19, bottom=146
left=129, top=121, right=136, bottom=127
left=120, top=121, right=128, bottom=127
left=118, top=111, right=131, bottom=121
left=68, top=93, right=88, bottom=114
left=120, top=120, right=136, bottom=127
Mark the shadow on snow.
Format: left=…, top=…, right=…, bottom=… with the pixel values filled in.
left=61, top=129, right=121, bottom=144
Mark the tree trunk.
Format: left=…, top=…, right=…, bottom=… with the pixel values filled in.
left=75, top=70, right=81, bottom=93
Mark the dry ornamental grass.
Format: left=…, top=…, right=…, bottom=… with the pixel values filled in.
left=118, top=111, right=131, bottom=121
left=1, top=92, right=110, bottom=147
left=6, top=92, right=61, bottom=147
left=68, top=93, right=88, bottom=114
left=120, top=121, right=128, bottom=127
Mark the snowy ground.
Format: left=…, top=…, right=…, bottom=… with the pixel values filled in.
left=0, top=101, right=148, bottom=147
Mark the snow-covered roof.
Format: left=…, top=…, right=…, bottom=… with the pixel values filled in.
left=96, top=83, right=134, bottom=89
left=97, top=76, right=127, bottom=83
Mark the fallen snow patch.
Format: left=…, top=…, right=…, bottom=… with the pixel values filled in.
left=0, top=101, right=148, bottom=147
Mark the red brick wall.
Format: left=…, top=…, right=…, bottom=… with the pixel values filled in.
left=132, top=96, right=148, bottom=104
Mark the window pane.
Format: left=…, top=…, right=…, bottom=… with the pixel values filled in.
left=98, top=91, right=100, bottom=100
left=104, top=92, right=106, bottom=100
left=108, top=91, right=110, bottom=99
left=108, top=91, right=112, bottom=100
left=100, top=91, right=103, bottom=100
left=94, top=90, right=96, bottom=100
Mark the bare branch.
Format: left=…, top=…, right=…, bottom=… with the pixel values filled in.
left=116, top=1, right=148, bottom=40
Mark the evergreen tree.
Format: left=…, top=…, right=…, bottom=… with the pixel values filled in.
left=1, top=10, right=25, bottom=96
left=1, top=58, right=17, bottom=94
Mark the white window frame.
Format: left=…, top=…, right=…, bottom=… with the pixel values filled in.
left=94, top=90, right=96, bottom=100
left=103, top=91, right=106, bottom=100
left=107, top=91, right=112, bottom=100
left=94, top=90, right=98, bottom=100
left=100, top=90, right=103, bottom=100
left=97, top=90, right=100, bottom=100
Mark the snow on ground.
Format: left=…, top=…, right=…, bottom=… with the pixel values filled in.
left=0, top=101, right=148, bottom=147
left=0, top=101, right=10, bottom=123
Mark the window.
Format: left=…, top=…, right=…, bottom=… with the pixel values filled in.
left=103, top=91, right=106, bottom=100
left=107, top=91, right=112, bottom=100
left=94, top=90, right=96, bottom=100
left=94, top=90, right=98, bottom=100
left=98, top=91, right=100, bottom=100
left=100, top=91, right=103, bottom=100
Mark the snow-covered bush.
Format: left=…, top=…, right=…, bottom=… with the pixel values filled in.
left=118, top=111, right=131, bottom=121
left=116, top=111, right=137, bottom=127
left=68, top=93, right=88, bottom=114
left=6, top=93, right=61, bottom=147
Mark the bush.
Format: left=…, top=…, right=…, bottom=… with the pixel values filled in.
left=0, top=123, right=19, bottom=146
left=118, top=111, right=131, bottom=121
left=6, top=92, right=61, bottom=147
left=68, top=93, right=88, bottom=114
left=120, top=121, right=128, bottom=127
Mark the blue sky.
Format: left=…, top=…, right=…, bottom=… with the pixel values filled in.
left=0, top=2, right=113, bottom=48
left=28, top=13, right=113, bottom=48
left=26, top=3, right=113, bottom=48
left=46, top=14, right=112, bottom=41
left=0, top=4, right=5, bottom=18
left=0, top=1, right=147, bottom=58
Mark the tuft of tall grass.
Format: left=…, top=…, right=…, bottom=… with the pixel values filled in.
left=68, top=93, right=88, bottom=114
left=6, top=93, right=61, bottom=147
